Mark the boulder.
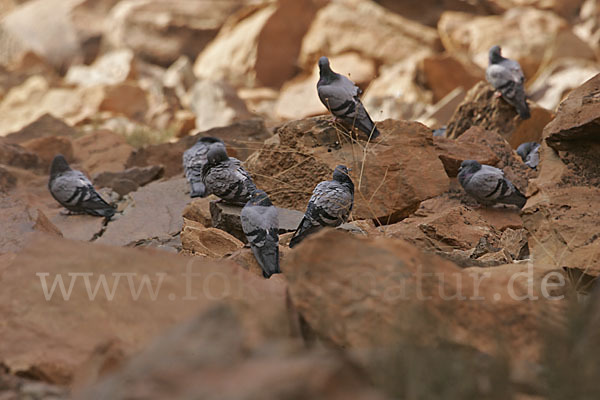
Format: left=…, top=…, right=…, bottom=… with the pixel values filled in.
left=21, top=135, right=75, bottom=171
left=485, top=0, right=586, bottom=21
left=181, top=219, right=244, bottom=257
left=0, top=166, right=17, bottom=192
left=182, top=196, right=215, bottom=228
left=97, top=178, right=189, bottom=247
left=105, top=0, right=245, bottom=67
left=245, top=117, right=450, bottom=223
left=1, top=113, right=78, bottom=145
left=76, top=303, right=387, bottom=400
left=419, top=53, right=484, bottom=102
left=528, top=58, right=600, bottom=112
left=299, top=0, right=441, bottom=70
left=0, top=234, right=292, bottom=384
left=93, top=165, right=164, bottom=196
left=0, top=142, right=39, bottom=170
left=438, top=8, right=596, bottom=78
left=445, top=81, right=554, bottom=148
left=522, top=73, right=600, bottom=275
left=433, top=136, right=499, bottom=177
left=65, top=49, right=136, bottom=87
left=284, top=229, right=565, bottom=363
left=574, top=0, right=600, bottom=53
left=73, top=130, right=134, bottom=176
left=126, top=119, right=271, bottom=178
left=98, top=82, right=149, bottom=121
left=194, top=0, right=325, bottom=88
left=374, top=0, right=489, bottom=27
left=209, top=200, right=305, bottom=243
left=187, top=79, right=254, bottom=131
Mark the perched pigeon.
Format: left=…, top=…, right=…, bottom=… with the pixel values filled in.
left=516, top=142, right=540, bottom=169
left=486, top=45, right=530, bottom=119
left=201, top=143, right=257, bottom=205
left=241, top=190, right=280, bottom=278
left=183, top=136, right=224, bottom=198
left=458, top=160, right=526, bottom=208
left=317, top=56, right=380, bottom=140
left=432, top=126, right=447, bottom=137
left=48, top=154, right=115, bottom=218
left=289, top=165, right=354, bottom=248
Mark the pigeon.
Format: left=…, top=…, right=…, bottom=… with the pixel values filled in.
left=317, top=56, right=380, bottom=140
left=183, top=136, right=224, bottom=198
left=201, top=143, right=257, bottom=205
left=486, top=45, right=530, bottom=119
left=458, top=160, right=527, bottom=208
left=289, top=165, right=354, bottom=248
left=516, top=142, right=540, bottom=169
left=432, top=126, right=447, bottom=137
left=241, top=190, right=280, bottom=278
left=48, top=154, right=116, bottom=218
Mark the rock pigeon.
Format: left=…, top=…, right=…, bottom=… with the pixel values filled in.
left=317, top=56, right=380, bottom=140
left=201, top=143, right=257, bottom=205
left=48, top=154, right=115, bottom=218
left=458, top=160, right=526, bottom=208
left=289, top=165, right=354, bottom=248
left=516, top=142, right=540, bottom=169
left=486, top=45, right=530, bottom=119
left=241, top=190, right=280, bottom=278
left=183, top=136, right=224, bottom=198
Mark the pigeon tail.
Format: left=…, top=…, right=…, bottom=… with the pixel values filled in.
left=87, top=205, right=116, bottom=219
left=289, top=217, right=321, bottom=248
left=252, top=246, right=280, bottom=278
left=505, top=189, right=527, bottom=209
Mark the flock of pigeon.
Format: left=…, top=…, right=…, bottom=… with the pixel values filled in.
left=47, top=45, right=542, bottom=279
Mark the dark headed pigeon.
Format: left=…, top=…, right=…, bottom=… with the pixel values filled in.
left=458, top=160, right=526, bottom=208
left=201, top=143, right=257, bottom=205
left=183, top=136, right=224, bottom=198
left=516, top=142, right=540, bottom=169
left=241, top=190, right=280, bottom=278
left=289, top=165, right=354, bottom=248
left=48, top=155, right=115, bottom=218
left=317, top=56, right=380, bottom=140
left=486, top=45, right=530, bottom=119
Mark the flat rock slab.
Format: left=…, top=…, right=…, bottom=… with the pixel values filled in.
left=98, top=178, right=189, bottom=247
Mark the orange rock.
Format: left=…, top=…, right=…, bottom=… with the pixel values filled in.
left=420, top=53, right=484, bottom=102
left=181, top=219, right=244, bottom=258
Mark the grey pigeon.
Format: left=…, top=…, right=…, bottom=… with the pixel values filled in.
left=241, top=190, right=280, bottom=278
left=183, top=136, right=224, bottom=198
left=201, top=143, right=257, bottom=205
left=317, top=57, right=380, bottom=140
left=289, top=165, right=354, bottom=248
left=48, top=154, right=115, bottom=218
left=516, top=142, right=540, bottom=169
left=458, top=160, right=526, bottom=208
left=486, top=45, right=530, bottom=119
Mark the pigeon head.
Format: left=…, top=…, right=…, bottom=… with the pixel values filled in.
left=516, top=142, right=536, bottom=162
left=489, top=45, right=503, bottom=64
left=318, top=56, right=336, bottom=81
left=206, top=143, right=229, bottom=165
left=332, top=165, right=353, bottom=184
left=197, top=136, right=223, bottom=145
left=50, top=154, right=71, bottom=177
left=248, top=189, right=273, bottom=207
left=459, top=160, right=482, bottom=174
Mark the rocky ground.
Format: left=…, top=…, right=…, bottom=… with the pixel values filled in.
left=1, top=0, right=600, bottom=399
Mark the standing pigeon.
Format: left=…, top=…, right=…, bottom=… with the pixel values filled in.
left=201, top=143, right=257, bottom=205
left=486, top=45, right=530, bottom=119
left=458, top=160, right=527, bottom=208
left=241, top=190, right=280, bottom=278
left=48, top=154, right=115, bottom=218
left=317, top=56, right=380, bottom=140
left=516, top=142, right=540, bottom=169
left=289, top=165, right=354, bottom=248
left=183, top=136, right=224, bottom=198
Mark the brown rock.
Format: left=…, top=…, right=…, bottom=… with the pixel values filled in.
left=299, top=0, right=441, bottom=70
left=485, top=0, right=586, bottom=20
left=433, top=136, right=499, bottom=177
left=523, top=74, right=600, bottom=275
left=97, top=178, right=189, bottom=247
left=1, top=113, right=78, bottom=145
left=194, top=0, right=324, bottom=88
left=446, top=81, right=554, bottom=148
left=0, top=234, right=292, bottom=384
left=93, top=165, right=164, bottom=194
left=76, top=302, right=387, bottom=400
left=73, top=130, right=134, bottom=176
left=126, top=119, right=271, bottom=178
left=284, top=229, right=563, bottom=363
left=182, top=196, right=215, bottom=227
left=374, top=0, right=490, bottom=27
left=245, top=117, right=450, bottom=222
left=65, top=49, right=136, bottom=87
left=105, top=0, right=245, bottom=67
left=99, top=82, right=149, bottom=121
left=420, top=53, right=484, bottom=102
left=21, top=135, right=74, bottom=170
left=0, top=166, right=17, bottom=192
left=0, top=142, right=39, bottom=170
left=181, top=219, right=244, bottom=258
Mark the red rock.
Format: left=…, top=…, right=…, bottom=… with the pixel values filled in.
left=433, top=136, right=499, bottom=177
